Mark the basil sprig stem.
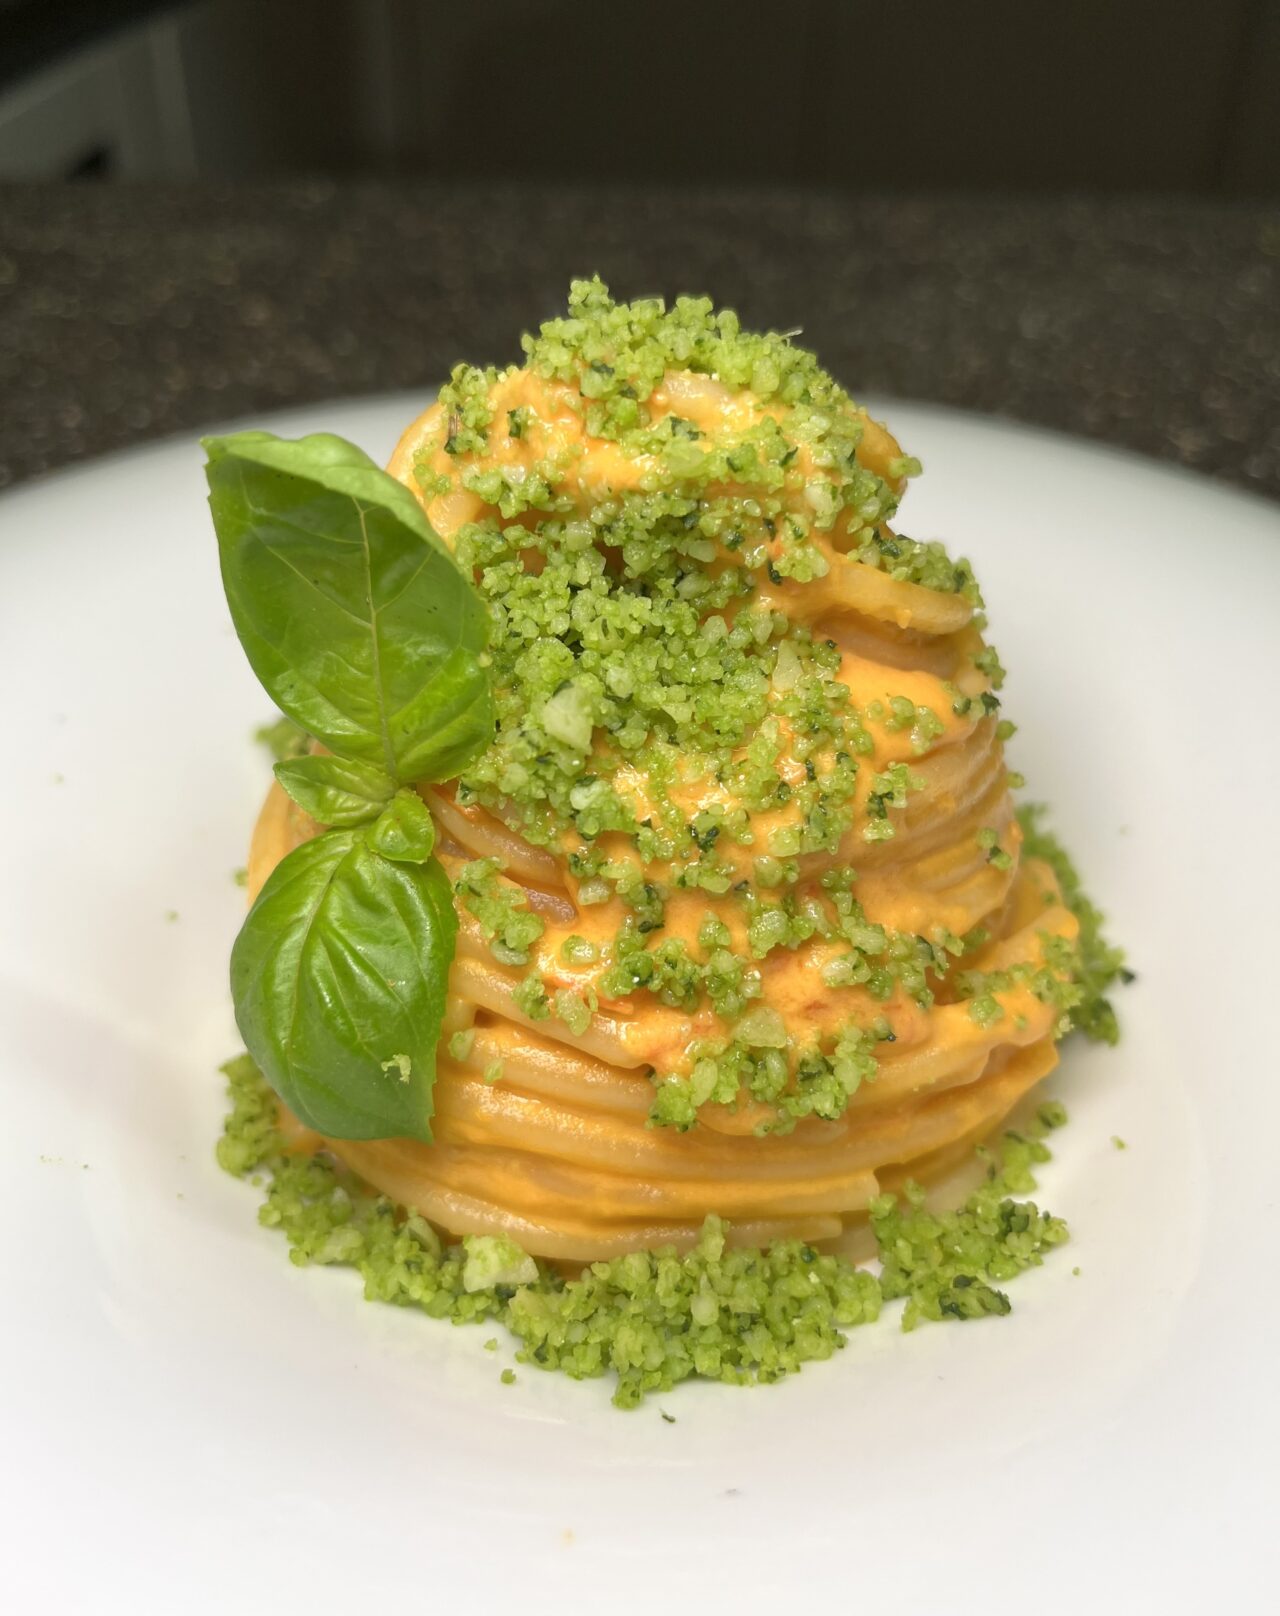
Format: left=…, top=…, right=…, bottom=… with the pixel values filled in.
left=205, top=430, right=494, bottom=1142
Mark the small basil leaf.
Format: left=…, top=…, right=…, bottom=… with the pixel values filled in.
left=205, top=430, right=494, bottom=784
left=273, top=754, right=396, bottom=826
left=255, top=713, right=310, bottom=762
left=230, top=827, right=456, bottom=1141
left=370, top=789, right=436, bottom=863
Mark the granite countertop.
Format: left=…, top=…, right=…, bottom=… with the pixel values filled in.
left=1, top=182, right=1277, bottom=499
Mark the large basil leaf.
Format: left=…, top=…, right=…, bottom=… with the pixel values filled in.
left=205, top=430, right=494, bottom=783
left=230, top=826, right=456, bottom=1141
left=273, top=754, right=396, bottom=826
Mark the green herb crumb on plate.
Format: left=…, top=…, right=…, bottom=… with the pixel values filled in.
left=205, top=279, right=1129, bottom=1409
left=218, top=1055, right=1077, bottom=1409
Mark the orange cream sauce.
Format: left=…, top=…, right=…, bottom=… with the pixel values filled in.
left=246, top=363, right=1077, bottom=1260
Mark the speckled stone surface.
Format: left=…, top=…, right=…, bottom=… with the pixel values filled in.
left=1, top=182, right=1277, bottom=499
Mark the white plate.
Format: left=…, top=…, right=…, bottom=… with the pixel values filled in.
left=2, top=396, right=1277, bottom=1613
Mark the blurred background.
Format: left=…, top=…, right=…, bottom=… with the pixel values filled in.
left=2, top=0, right=1278, bottom=192
left=1, top=0, right=1277, bottom=495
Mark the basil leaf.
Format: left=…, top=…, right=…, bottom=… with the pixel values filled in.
left=273, top=754, right=396, bottom=826
left=205, top=430, right=494, bottom=783
left=230, top=827, right=456, bottom=1141
left=370, top=790, right=436, bottom=863
left=255, top=713, right=310, bottom=762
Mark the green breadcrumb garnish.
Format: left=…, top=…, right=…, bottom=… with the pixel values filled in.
left=454, top=858, right=545, bottom=966
left=445, top=279, right=961, bottom=864
left=504, top=1216, right=882, bottom=1407
left=870, top=1117, right=1069, bottom=1330
left=1017, top=803, right=1131, bottom=1044
left=461, top=1234, right=538, bottom=1294
left=215, top=1054, right=283, bottom=1177
left=217, top=1056, right=1076, bottom=1409
left=412, top=283, right=1129, bottom=1138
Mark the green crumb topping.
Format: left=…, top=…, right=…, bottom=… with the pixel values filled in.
left=513, top=973, right=552, bottom=1022
left=976, top=827, right=1014, bottom=872
left=649, top=1018, right=889, bottom=1133
left=447, top=1028, right=475, bottom=1062
left=871, top=1115, right=1069, bottom=1330
left=553, top=987, right=596, bottom=1036
left=639, top=866, right=975, bottom=1130
left=1037, top=1099, right=1069, bottom=1131
left=501, top=1368, right=517, bottom=1385
left=866, top=695, right=945, bottom=757
left=846, top=530, right=977, bottom=595
left=966, top=994, right=1005, bottom=1029
left=1017, top=804, right=1131, bottom=1044
left=462, top=1234, right=538, bottom=1294
left=506, top=1217, right=882, bottom=1408
left=441, top=279, right=977, bottom=861
left=454, top=508, right=875, bottom=854
left=216, top=1053, right=283, bottom=1176
left=380, top=1053, right=412, bottom=1085
left=862, top=762, right=924, bottom=843
left=219, top=1057, right=1076, bottom=1409
left=411, top=282, right=1123, bottom=1139
left=454, top=858, right=545, bottom=966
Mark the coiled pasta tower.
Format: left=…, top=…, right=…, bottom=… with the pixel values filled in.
left=247, top=283, right=1080, bottom=1263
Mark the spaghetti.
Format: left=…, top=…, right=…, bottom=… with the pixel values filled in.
left=246, top=281, right=1086, bottom=1263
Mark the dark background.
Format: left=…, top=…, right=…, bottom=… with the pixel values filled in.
left=1, top=1, right=1277, bottom=500
left=2, top=0, right=1278, bottom=194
